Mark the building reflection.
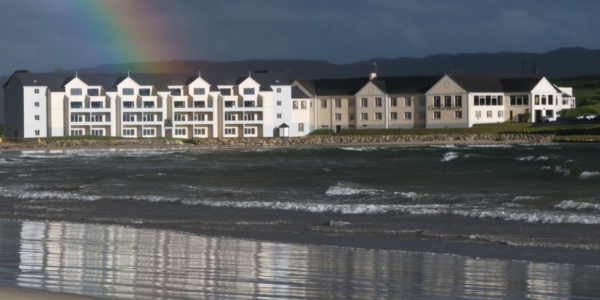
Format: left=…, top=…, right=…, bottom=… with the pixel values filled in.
left=4, top=220, right=598, bottom=299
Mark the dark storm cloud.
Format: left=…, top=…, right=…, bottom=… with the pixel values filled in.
left=0, top=0, right=598, bottom=75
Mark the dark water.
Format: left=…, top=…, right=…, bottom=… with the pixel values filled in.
left=1, top=219, right=600, bottom=299
left=1, top=145, right=600, bottom=262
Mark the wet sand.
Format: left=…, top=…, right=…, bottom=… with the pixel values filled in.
left=0, top=287, right=102, bottom=300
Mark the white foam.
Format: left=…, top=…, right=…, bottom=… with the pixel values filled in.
left=325, top=183, right=380, bottom=196
left=467, top=144, right=512, bottom=148
left=536, top=156, right=550, bottom=161
left=340, top=147, right=378, bottom=152
left=430, top=145, right=456, bottom=148
left=441, top=152, right=459, bottom=162
left=517, top=156, right=535, bottom=161
left=540, top=166, right=551, bottom=170
left=451, top=209, right=600, bottom=224
left=555, top=200, right=600, bottom=212
left=555, top=166, right=571, bottom=177
left=579, top=171, right=600, bottom=180
left=18, top=191, right=102, bottom=202
left=394, top=191, right=419, bottom=200
left=513, top=196, right=541, bottom=201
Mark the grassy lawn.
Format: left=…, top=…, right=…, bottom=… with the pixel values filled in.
left=308, top=129, right=335, bottom=136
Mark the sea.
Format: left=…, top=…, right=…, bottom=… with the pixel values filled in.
left=0, top=144, right=600, bottom=298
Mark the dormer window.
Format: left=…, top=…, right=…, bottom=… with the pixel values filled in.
left=194, top=88, right=205, bottom=95
left=170, top=89, right=181, bottom=96
left=221, top=89, right=231, bottom=96
left=123, top=88, right=134, bottom=95
left=243, top=88, right=255, bottom=95
left=71, top=88, right=82, bottom=96
left=139, top=89, right=151, bottom=96
left=88, top=89, right=99, bottom=96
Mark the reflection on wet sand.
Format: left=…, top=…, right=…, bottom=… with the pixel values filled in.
left=0, top=220, right=598, bottom=299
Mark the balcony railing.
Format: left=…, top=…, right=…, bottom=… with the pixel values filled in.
left=428, top=105, right=462, bottom=111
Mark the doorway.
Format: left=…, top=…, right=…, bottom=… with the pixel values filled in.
left=535, top=110, right=543, bottom=123
left=335, top=125, right=341, bottom=133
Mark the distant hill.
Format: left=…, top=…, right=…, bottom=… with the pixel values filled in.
left=64, top=47, right=600, bottom=79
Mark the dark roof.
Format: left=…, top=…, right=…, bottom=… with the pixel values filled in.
left=295, top=75, right=443, bottom=96
left=291, top=86, right=310, bottom=99
left=259, top=86, right=273, bottom=92
left=128, top=73, right=190, bottom=91
left=448, top=74, right=544, bottom=93
left=3, top=72, right=69, bottom=91
left=278, top=123, right=289, bottom=128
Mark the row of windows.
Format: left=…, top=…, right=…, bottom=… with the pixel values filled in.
left=475, top=110, right=504, bottom=118
left=534, top=95, right=554, bottom=105
left=292, top=101, right=308, bottom=109
left=320, top=98, right=425, bottom=108
left=433, top=96, right=463, bottom=108
left=70, top=88, right=102, bottom=96
left=328, top=112, right=434, bottom=121
left=473, top=95, right=503, bottom=106
left=431, top=111, right=463, bottom=120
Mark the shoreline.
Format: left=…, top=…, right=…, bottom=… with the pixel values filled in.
left=0, top=286, right=102, bottom=300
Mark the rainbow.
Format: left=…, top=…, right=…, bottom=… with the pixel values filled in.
left=71, top=0, right=190, bottom=72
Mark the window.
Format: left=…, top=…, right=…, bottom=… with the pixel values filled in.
left=35, top=115, right=40, bottom=121
left=361, top=113, right=368, bottom=120
left=541, top=95, right=547, bottom=105
left=243, top=88, right=255, bottom=95
left=194, top=88, right=205, bottom=95
left=142, top=101, right=154, bottom=108
left=91, top=129, right=103, bottom=136
left=122, top=129, right=135, bottom=136
left=35, top=130, right=40, bottom=136
left=474, top=96, right=480, bottom=106
left=390, top=97, right=398, bottom=107
left=390, top=112, right=398, bottom=120
left=194, top=101, right=206, bottom=108
left=375, top=98, right=382, bottom=107
left=455, top=96, right=462, bottom=108
left=194, top=128, right=206, bottom=136
left=321, top=125, right=329, bottom=129
left=350, top=114, right=355, bottom=120
left=335, top=99, right=342, bottom=108
left=92, top=102, right=103, bottom=108
left=123, top=114, right=135, bottom=122
left=34, top=89, right=39, bottom=94
left=419, top=98, right=426, bottom=106
left=498, top=111, right=503, bottom=118
left=548, top=95, right=554, bottom=105
left=335, top=113, right=342, bottom=121
left=70, top=115, right=83, bottom=122
left=71, top=129, right=83, bottom=136
left=361, top=98, right=368, bottom=107
left=139, top=89, right=150, bottom=96
left=498, top=96, right=503, bottom=106
left=524, top=96, right=530, bottom=105
left=88, top=89, right=99, bottom=96
left=455, top=111, right=462, bottom=119
left=321, top=100, right=327, bottom=108
left=298, top=123, right=304, bottom=132
left=225, top=128, right=236, bottom=135
left=71, top=88, right=82, bottom=96
left=123, top=101, right=134, bottom=108
left=143, top=114, right=154, bottom=122
left=276, top=88, right=281, bottom=93
left=487, top=111, right=492, bottom=118
left=433, top=112, right=441, bottom=119
left=91, top=114, right=103, bottom=122
left=301, top=101, right=307, bottom=109
left=194, top=114, right=206, bottom=121
left=220, top=89, right=231, bottom=96
left=277, top=101, right=282, bottom=106
left=419, top=112, right=425, bottom=120
left=175, top=128, right=186, bottom=136
left=244, top=101, right=255, bottom=107
left=225, top=113, right=236, bottom=121
left=349, top=99, right=355, bottom=107
left=444, top=96, right=452, bottom=107
left=375, top=112, right=382, bottom=120
left=123, top=88, right=134, bottom=95
left=434, top=96, right=441, bottom=108
left=535, top=95, right=540, bottom=105
left=486, top=96, right=491, bottom=106
left=510, top=96, right=516, bottom=106
left=143, top=129, right=155, bottom=136
left=224, top=101, right=235, bottom=108
left=174, top=101, right=185, bottom=108
left=244, top=127, right=256, bottom=135
left=404, top=97, right=411, bottom=107
left=277, top=113, right=282, bottom=119
left=70, top=102, right=82, bottom=109
left=174, top=114, right=187, bottom=122
left=476, top=111, right=481, bottom=118
left=35, top=102, right=39, bottom=107
left=171, top=89, right=182, bottom=96
left=404, top=112, right=412, bottom=120
left=244, top=113, right=255, bottom=121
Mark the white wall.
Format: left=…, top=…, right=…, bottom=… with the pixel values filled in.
left=467, top=93, right=506, bottom=127
left=23, top=87, right=48, bottom=138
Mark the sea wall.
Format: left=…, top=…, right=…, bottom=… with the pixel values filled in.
left=0, top=133, right=553, bottom=150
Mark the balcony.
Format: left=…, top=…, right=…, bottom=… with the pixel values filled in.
left=428, top=105, right=462, bottom=111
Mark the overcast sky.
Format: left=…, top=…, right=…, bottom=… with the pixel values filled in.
left=0, top=0, right=598, bottom=75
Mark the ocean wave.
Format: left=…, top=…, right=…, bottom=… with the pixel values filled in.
left=513, top=196, right=541, bottom=201
left=467, top=144, right=512, bottom=148
left=555, top=166, right=571, bottom=176
left=555, top=200, right=600, bottom=212
left=339, top=147, right=379, bottom=152
left=18, top=191, right=102, bottom=202
left=394, top=191, right=419, bottom=200
left=441, top=152, right=459, bottom=162
left=325, top=183, right=381, bottom=196
left=579, top=171, right=600, bottom=180
left=429, top=145, right=456, bottom=148
left=517, top=156, right=535, bottom=161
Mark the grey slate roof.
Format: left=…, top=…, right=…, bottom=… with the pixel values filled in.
left=448, top=74, right=544, bottom=93
left=295, top=76, right=442, bottom=96
left=291, top=86, right=310, bottom=99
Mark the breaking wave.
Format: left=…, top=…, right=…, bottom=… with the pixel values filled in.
left=340, top=147, right=379, bottom=152
left=325, top=183, right=381, bottom=196
left=555, top=200, right=600, bottom=212
left=579, top=171, right=600, bottom=180
left=394, top=191, right=419, bottom=201
left=513, top=196, right=541, bottom=201
left=441, top=152, right=459, bottom=162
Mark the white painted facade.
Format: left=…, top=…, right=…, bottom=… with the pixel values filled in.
left=23, top=87, right=47, bottom=138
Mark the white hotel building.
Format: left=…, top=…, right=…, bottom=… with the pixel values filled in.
left=3, top=71, right=574, bottom=138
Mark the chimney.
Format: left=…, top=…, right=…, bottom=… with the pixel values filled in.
left=369, top=71, right=377, bottom=80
